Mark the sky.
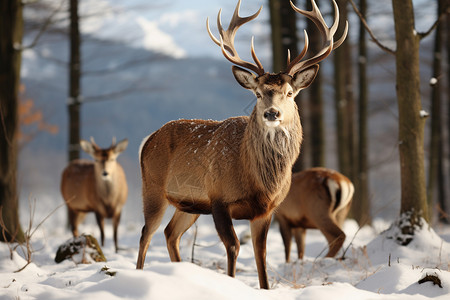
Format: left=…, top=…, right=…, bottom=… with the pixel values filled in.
left=77, top=0, right=436, bottom=61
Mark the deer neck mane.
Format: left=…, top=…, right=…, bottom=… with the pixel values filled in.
left=241, top=109, right=302, bottom=194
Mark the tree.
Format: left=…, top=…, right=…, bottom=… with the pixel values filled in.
left=350, top=0, right=445, bottom=243
left=427, top=0, right=447, bottom=223
left=269, top=0, right=306, bottom=171
left=391, top=0, right=428, bottom=241
left=68, top=0, right=81, bottom=162
left=334, top=0, right=355, bottom=180
left=0, top=0, right=25, bottom=243
left=306, top=0, right=325, bottom=167
left=354, top=0, right=371, bottom=226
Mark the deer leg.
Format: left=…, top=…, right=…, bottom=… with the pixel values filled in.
left=164, top=209, right=200, bottom=262
left=136, top=194, right=169, bottom=269
left=293, top=227, right=306, bottom=260
left=112, top=212, right=122, bottom=253
left=68, top=209, right=85, bottom=237
left=317, top=218, right=346, bottom=258
left=276, top=216, right=293, bottom=262
left=211, top=201, right=239, bottom=278
left=94, top=213, right=105, bottom=246
left=250, top=213, right=272, bottom=289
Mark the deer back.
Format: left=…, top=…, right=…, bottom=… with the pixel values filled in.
left=276, top=167, right=354, bottom=228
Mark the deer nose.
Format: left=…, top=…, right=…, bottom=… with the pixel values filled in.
left=102, top=171, right=109, bottom=177
left=263, top=108, right=280, bottom=121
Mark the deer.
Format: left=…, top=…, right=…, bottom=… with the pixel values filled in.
left=61, top=137, right=128, bottom=253
left=275, top=168, right=354, bottom=262
left=136, top=0, right=347, bottom=289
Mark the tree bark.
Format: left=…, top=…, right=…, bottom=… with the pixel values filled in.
left=355, top=0, right=371, bottom=226
left=334, top=0, right=353, bottom=176
left=0, top=0, right=25, bottom=243
left=307, top=0, right=325, bottom=167
left=427, top=0, right=444, bottom=223
left=445, top=0, right=450, bottom=224
left=69, top=0, right=81, bottom=162
left=392, top=0, right=428, bottom=241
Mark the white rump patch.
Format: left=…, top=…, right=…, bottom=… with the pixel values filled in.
left=327, top=178, right=340, bottom=210
left=138, top=134, right=152, bottom=164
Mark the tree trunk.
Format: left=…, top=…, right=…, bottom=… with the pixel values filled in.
left=0, top=0, right=25, bottom=243
left=445, top=0, right=450, bottom=224
left=392, top=0, right=428, bottom=243
left=307, top=0, right=325, bottom=167
left=427, top=0, right=446, bottom=223
left=69, top=0, right=81, bottom=162
left=269, top=0, right=305, bottom=171
left=334, top=0, right=352, bottom=176
left=355, top=0, right=371, bottom=226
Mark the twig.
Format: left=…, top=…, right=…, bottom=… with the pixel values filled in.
left=191, top=222, right=198, bottom=263
left=13, top=197, right=65, bottom=272
left=19, top=1, right=65, bottom=51
left=348, top=0, right=395, bottom=55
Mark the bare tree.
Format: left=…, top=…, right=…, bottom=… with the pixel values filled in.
left=68, top=0, right=81, bottom=162
left=350, top=0, right=448, bottom=242
left=354, top=0, right=371, bottom=226
left=427, top=0, right=448, bottom=224
left=334, top=0, right=355, bottom=180
left=391, top=0, right=429, bottom=240
left=0, top=0, right=25, bottom=243
left=305, top=0, right=326, bottom=168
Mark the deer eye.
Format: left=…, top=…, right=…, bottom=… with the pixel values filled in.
left=287, top=91, right=293, bottom=97
left=255, top=92, right=262, bottom=99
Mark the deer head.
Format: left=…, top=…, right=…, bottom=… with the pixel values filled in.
left=80, top=137, right=128, bottom=180
left=207, top=0, right=348, bottom=129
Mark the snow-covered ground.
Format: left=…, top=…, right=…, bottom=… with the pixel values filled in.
left=1, top=208, right=449, bottom=300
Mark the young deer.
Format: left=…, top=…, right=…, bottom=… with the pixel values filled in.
left=61, top=137, right=128, bottom=252
left=136, top=0, right=347, bottom=289
left=275, top=168, right=354, bottom=262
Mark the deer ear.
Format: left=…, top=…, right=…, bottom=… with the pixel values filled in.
left=114, top=138, right=128, bottom=154
left=232, top=66, right=257, bottom=90
left=80, top=140, right=95, bottom=156
left=291, top=65, right=319, bottom=93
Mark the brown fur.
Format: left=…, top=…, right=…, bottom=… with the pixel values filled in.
left=275, top=167, right=354, bottom=262
left=136, top=68, right=320, bottom=289
left=61, top=138, right=128, bottom=252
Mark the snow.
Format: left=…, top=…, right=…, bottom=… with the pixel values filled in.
left=420, top=110, right=429, bottom=118
left=1, top=214, right=449, bottom=300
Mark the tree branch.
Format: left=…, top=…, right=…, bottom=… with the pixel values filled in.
left=417, top=4, right=450, bottom=40
left=82, top=81, right=164, bottom=103
left=348, top=0, right=395, bottom=55
left=19, top=1, right=65, bottom=51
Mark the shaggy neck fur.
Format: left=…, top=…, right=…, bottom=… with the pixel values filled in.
left=242, top=107, right=302, bottom=195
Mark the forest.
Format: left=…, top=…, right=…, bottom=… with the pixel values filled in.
left=0, top=0, right=449, bottom=299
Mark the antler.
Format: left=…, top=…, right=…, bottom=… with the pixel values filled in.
left=89, top=137, right=101, bottom=150
left=206, top=0, right=265, bottom=76
left=285, top=0, right=348, bottom=76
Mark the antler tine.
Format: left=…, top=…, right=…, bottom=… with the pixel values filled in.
left=285, top=0, right=347, bottom=76
left=206, top=0, right=265, bottom=76
left=333, top=20, right=348, bottom=49
left=286, top=29, right=309, bottom=70
left=89, top=136, right=101, bottom=150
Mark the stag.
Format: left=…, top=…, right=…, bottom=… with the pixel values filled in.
left=275, top=168, right=354, bottom=262
left=61, top=137, right=128, bottom=252
left=136, top=0, right=347, bottom=289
